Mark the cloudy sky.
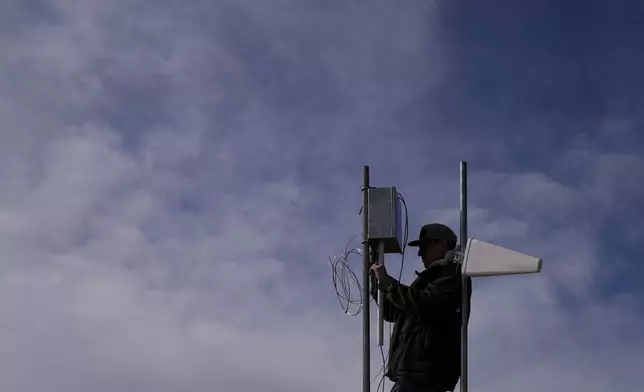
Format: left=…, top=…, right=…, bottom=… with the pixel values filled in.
left=2, top=0, right=644, bottom=391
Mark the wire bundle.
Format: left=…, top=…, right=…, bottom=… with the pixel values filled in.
left=328, top=240, right=368, bottom=316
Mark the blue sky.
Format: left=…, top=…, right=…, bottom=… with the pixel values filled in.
left=1, top=1, right=643, bottom=391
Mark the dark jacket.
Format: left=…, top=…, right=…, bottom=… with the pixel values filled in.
left=371, top=255, right=472, bottom=391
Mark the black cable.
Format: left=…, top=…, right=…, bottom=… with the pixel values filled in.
left=396, top=192, right=409, bottom=281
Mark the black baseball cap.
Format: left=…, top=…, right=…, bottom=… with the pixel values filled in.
left=408, top=223, right=457, bottom=247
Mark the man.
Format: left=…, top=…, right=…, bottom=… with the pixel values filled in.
left=370, top=223, right=472, bottom=392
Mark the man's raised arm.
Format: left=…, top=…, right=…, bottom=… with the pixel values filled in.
left=381, top=272, right=460, bottom=318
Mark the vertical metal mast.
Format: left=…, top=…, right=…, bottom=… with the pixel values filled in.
left=460, top=161, right=469, bottom=392
left=377, top=241, right=385, bottom=347
left=362, top=166, right=371, bottom=392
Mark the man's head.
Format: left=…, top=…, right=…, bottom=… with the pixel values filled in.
left=408, top=223, right=457, bottom=267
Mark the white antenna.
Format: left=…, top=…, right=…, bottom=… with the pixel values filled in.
left=462, top=238, right=543, bottom=277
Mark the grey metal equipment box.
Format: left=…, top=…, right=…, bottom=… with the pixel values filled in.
left=368, top=186, right=404, bottom=254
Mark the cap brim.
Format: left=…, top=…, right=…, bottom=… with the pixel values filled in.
left=407, top=240, right=421, bottom=247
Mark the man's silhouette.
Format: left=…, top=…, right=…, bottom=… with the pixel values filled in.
left=371, top=223, right=472, bottom=392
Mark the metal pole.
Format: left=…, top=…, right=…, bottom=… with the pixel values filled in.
left=362, top=166, right=371, bottom=392
left=377, top=241, right=385, bottom=347
left=460, top=161, right=469, bottom=392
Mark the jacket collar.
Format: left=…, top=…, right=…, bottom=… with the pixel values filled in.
left=414, top=252, right=458, bottom=276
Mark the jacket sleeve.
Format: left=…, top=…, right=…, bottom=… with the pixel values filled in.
left=370, top=274, right=398, bottom=322
left=383, top=272, right=460, bottom=318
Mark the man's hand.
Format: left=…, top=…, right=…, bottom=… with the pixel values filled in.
left=370, top=263, right=395, bottom=290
